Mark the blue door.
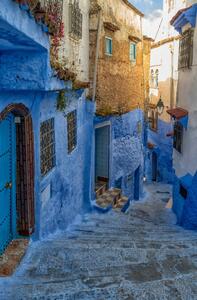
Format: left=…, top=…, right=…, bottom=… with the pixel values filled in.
left=0, top=114, right=15, bottom=254
left=95, top=125, right=110, bottom=182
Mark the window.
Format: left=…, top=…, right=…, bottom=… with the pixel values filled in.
left=67, top=110, right=77, bottom=153
left=180, top=184, right=188, bottom=199
left=40, top=118, right=56, bottom=176
left=151, top=69, right=154, bottom=87
left=105, top=37, right=112, bottom=55
left=155, top=69, right=159, bottom=88
left=69, top=0, right=83, bottom=39
left=179, top=29, right=194, bottom=69
left=130, top=42, right=136, bottom=62
left=173, top=121, right=183, bottom=153
left=149, top=109, right=158, bottom=131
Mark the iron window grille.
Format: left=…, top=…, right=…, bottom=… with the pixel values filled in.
left=67, top=110, right=77, bottom=153
left=173, top=121, right=183, bottom=153
left=69, top=0, right=83, bottom=39
left=40, top=118, right=56, bottom=176
left=178, top=29, right=194, bottom=70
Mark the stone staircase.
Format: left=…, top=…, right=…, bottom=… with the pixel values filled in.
left=95, top=181, right=129, bottom=212
left=1, top=184, right=197, bottom=299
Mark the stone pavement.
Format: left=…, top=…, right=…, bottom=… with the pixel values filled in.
left=1, top=183, right=197, bottom=299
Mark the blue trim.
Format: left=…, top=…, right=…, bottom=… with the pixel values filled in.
left=11, top=115, right=17, bottom=238
left=172, top=4, right=197, bottom=33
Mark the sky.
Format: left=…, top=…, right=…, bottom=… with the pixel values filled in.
left=130, top=0, right=164, bottom=38
left=130, top=0, right=163, bottom=16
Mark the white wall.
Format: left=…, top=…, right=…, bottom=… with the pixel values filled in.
left=60, top=0, right=90, bottom=82
left=174, top=15, right=197, bottom=177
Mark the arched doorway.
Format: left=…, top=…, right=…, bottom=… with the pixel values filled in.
left=0, top=104, right=35, bottom=254
left=152, top=151, right=158, bottom=182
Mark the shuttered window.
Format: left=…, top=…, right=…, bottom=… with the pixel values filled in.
left=178, top=29, right=194, bottom=69
left=130, top=42, right=136, bottom=62
left=173, top=122, right=183, bottom=153
left=105, top=37, right=112, bottom=55
left=67, top=110, right=77, bottom=153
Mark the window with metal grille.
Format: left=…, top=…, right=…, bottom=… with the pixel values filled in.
left=67, top=110, right=77, bottom=153
left=180, top=184, right=188, bottom=199
left=178, top=29, right=194, bottom=70
left=69, top=0, right=83, bottom=39
left=40, top=118, right=56, bottom=176
left=155, top=69, right=159, bottom=88
left=149, top=109, right=158, bottom=131
left=173, top=121, right=183, bottom=153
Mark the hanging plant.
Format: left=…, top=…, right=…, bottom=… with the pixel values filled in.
left=56, top=91, right=67, bottom=112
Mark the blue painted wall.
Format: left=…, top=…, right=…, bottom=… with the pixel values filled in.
left=39, top=92, right=94, bottom=238
left=0, top=0, right=95, bottom=241
left=146, top=118, right=173, bottom=183
left=94, top=109, right=144, bottom=200
left=173, top=171, right=197, bottom=230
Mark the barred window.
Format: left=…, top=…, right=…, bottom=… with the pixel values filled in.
left=173, top=122, right=183, bottom=153
left=40, top=118, right=56, bottom=176
left=178, top=29, right=194, bottom=70
left=69, top=0, right=83, bottom=39
left=67, top=110, right=77, bottom=153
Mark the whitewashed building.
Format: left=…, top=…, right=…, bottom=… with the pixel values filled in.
left=146, top=0, right=186, bottom=183
left=169, top=2, right=197, bottom=228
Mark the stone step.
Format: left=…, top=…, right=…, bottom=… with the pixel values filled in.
left=95, top=181, right=108, bottom=198
left=96, top=188, right=121, bottom=209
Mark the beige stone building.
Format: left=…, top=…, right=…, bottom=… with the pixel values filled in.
left=89, top=0, right=150, bottom=115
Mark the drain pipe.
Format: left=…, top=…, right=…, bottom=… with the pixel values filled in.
left=92, top=8, right=101, bottom=102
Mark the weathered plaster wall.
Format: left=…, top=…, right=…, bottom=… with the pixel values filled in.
left=89, top=0, right=146, bottom=114
left=94, top=109, right=144, bottom=200
left=60, top=0, right=90, bottom=82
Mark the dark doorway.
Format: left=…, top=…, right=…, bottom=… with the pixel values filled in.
left=152, top=151, right=158, bottom=182
left=134, top=166, right=140, bottom=200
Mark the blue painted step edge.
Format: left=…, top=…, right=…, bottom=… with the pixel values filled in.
left=121, top=199, right=131, bottom=213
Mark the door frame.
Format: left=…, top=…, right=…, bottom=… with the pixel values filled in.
left=0, top=103, right=35, bottom=238
left=94, top=121, right=112, bottom=192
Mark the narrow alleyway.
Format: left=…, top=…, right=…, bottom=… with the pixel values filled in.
left=1, top=183, right=197, bottom=300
